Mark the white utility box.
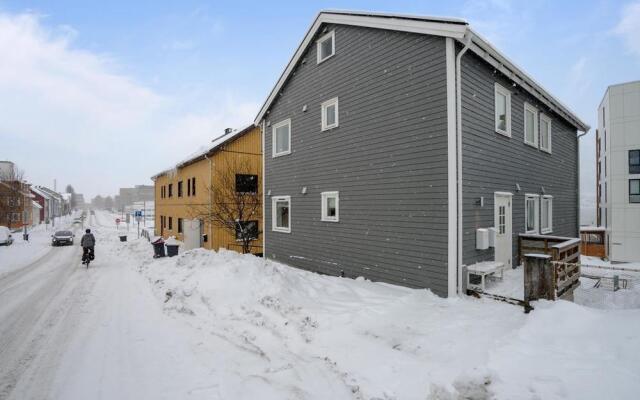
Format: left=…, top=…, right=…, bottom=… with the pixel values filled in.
left=488, top=227, right=497, bottom=247
left=476, top=228, right=489, bottom=250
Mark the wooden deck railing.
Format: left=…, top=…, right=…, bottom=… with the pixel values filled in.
left=521, top=234, right=582, bottom=307
left=518, top=234, right=580, bottom=264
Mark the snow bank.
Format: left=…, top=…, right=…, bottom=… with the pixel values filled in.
left=116, top=241, right=640, bottom=400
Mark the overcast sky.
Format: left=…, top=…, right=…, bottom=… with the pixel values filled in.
left=0, top=0, right=638, bottom=219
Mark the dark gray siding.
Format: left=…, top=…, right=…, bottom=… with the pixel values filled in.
left=460, top=50, right=579, bottom=267
left=264, top=24, right=450, bottom=295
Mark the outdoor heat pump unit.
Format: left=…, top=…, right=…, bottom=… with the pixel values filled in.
left=476, top=228, right=489, bottom=250
left=488, top=227, right=496, bottom=248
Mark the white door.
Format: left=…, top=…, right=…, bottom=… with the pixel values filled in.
left=183, top=219, right=202, bottom=250
left=494, top=193, right=513, bottom=268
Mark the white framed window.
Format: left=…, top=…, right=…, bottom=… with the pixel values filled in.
left=321, top=97, right=339, bottom=131
left=494, top=83, right=511, bottom=137
left=540, top=113, right=552, bottom=153
left=321, top=191, right=339, bottom=222
left=524, top=103, right=538, bottom=147
left=316, top=30, right=335, bottom=64
left=525, top=194, right=540, bottom=234
left=541, top=195, right=553, bottom=234
left=272, top=196, right=291, bottom=233
left=272, top=119, right=291, bottom=158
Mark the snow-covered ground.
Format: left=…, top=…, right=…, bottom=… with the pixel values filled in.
left=1, top=210, right=639, bottom=399
left=0, top=214, right=77, bottom=277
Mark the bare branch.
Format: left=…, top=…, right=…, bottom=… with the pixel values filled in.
left=189, top=156, right=261, bottom=254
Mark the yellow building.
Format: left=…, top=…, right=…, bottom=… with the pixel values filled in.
left=152, top=124, right=263, bottom=255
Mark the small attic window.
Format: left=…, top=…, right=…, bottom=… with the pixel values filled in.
left=317, top=30, right=335, bottom=64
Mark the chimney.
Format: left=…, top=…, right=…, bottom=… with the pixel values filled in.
left=224, top=128, right=233, bottom=135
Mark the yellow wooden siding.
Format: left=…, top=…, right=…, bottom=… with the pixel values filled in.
left=153, top=125, right=262, bottom=254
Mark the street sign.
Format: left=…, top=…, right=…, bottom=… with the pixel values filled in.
left=116, top=218, right=120, bottom=225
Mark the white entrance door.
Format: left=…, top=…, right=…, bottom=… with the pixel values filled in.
left=494, top=193, right=513, bottom=268
left=183, top=219, right=202, bottom=250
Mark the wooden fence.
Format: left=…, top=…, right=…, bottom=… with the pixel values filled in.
left=521, top=234, right=582, bottom=311
left=580, top=229, right=606, bottom=258
left=518, top=234, right=580, bottom=265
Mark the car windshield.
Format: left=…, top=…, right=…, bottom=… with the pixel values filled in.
left=55, top=231, right=72, bottom=236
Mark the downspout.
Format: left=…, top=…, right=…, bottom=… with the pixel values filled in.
left=455, top=31, right=472, bottom=295
left=204, top=153, right=213, bottom=249
left=261, top=119, right=267, bottom=256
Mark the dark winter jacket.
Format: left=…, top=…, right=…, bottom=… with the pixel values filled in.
left=81, top=233, right=96, bottom=248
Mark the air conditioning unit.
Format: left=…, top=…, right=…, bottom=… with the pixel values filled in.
left=476, top=228, right=489, bottom=250
left=488, top=227, right=497, bottom=247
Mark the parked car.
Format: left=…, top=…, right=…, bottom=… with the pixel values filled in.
left=52, top=230, right=75, bottom=246
left=0, top=226, right=13, bottom=246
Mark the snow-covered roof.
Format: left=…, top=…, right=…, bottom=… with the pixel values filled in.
left=35, top=186, right=63, bottom=200
left=30, top=186, right=50, bottom=199
left=32, top=200, right=43, bottom=209
left=151, top=124, right=255, bottom=180
left=254, top=10, right=589, bottom=132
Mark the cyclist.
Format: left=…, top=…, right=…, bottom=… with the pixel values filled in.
left=81, top=228, right=96, bottom=263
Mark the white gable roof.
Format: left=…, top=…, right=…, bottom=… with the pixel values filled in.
left=254, top=10, right=589, bottom=132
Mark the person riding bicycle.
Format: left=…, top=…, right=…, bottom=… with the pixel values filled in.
left=81, top=228, right=96, bottom=262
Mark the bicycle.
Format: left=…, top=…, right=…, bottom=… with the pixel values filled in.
left=82, top=247, right=94, bottom=268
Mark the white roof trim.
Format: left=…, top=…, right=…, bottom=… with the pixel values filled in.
left=467, top=29, right=589, bottom=132
left=254, top=10, right=589, bottom=132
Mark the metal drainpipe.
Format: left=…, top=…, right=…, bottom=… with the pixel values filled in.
left=455, top=31, right=472, bottom=295
left=261, top=119, right=267, bottom=256
left=204, top=154, right=213, bottom=249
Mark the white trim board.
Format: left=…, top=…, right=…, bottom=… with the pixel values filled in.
left=253, top=10, right=589, bottom=132
left=445, top=37, right=457, bottom=298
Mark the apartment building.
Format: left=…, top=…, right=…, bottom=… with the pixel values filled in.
left=597, top=81, right=640, bottom=262
left=152, top=125, right=262, bottom=254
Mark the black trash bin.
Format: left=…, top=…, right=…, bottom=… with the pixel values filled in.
left=166, top=243, right=179, bottom=257
left=119, top=235, right=127, bottom=242
left=152, top=237, right=165, bottom=258
left=23, top=233, right=29, bottom=241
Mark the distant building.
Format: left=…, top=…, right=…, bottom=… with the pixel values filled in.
left=0, top=161, right=16, bottom=179
left=35, top=186, right=65, bottom=219
left=0, top=181, right=33, bottom=229
left=72, top=193, right=85, bottom=208
left=597, top=81, right=640, bottom=262
left=116, top=185, right=154, bottom=210
left=31, top=187, right=49, bottom=223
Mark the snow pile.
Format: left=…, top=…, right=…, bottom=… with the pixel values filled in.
left=122, top=244, right=640, bottom=399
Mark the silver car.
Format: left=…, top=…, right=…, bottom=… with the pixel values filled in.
left=52, top=230, right=75, bottom=246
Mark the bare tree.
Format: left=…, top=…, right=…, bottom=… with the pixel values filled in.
left=190, top=158, right=261, bottom=254
left=92, top=195, right=105, bottom=209
left=104, top=196, right=114, bottom=210
left=65, top=184, right=77, bottom=209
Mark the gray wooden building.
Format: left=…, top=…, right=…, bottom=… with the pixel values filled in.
left=254, top=11, right=589, bottom=297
